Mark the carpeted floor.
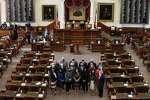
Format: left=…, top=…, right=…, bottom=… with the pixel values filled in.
left=0, top=45, right=149, bottom=100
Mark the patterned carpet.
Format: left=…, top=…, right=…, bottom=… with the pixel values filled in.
left=0, top=45, right=149, bottom=100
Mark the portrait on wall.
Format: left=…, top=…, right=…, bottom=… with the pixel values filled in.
left=98, top=3, right=114, bottom=21
left=69, top=7, right=85, bottom=21
left=42, top=5, right=55, bottom=21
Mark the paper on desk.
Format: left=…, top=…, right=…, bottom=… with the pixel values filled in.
left=128, top=94, right=133, bottom=98
left=38, top=94, right=44, bottom=98
left=49, top=59, right=53, bottom=62
left=121, top=74, right=125, bottom=77
left=47, top=66, right=51, bottom=68
left=3, top=58, right=7, bottom=61
left=21, top=83, right=26, bottom=86
left=36, top=82, right=41, bottom=85
left=45, top=74, right=49, bottom=77
left=25, top=73, right=30, bottom=76
left=42, top=83, right=47, bottom=87
left=16, top=93, right=21, bottom=97
left=35, top=53, right=40, bottom=55
left=51, top=53, right=54, bottom=55
left=134, top=66, right=138, bottom=69
left=144, top=83, right=148, bottom=86
left=7, top=52, right=11, bottom=55
left=29, top=66, right=33, bottom=68
left=124, top=83, right=128, bottom=87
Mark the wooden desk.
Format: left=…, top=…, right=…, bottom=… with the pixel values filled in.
left=54, top=29, right=101, bottom=45
left=108, top=82, right=134, bottom=93
left=51, top=42, right=65, bottom=52
left=111, top=93, right=137, bottom=100
left=6, top=81, right=48, bottom=92
left=133, top=82, right=149, bottom=93
left=16, top=64, right=50, bottom=73
left=91, top=43, right=105, bottom=52
left=11, top=72, right=50, bottom=82
left=111, top=93, right=150, bottom=100
left=0, top=90, right=45, bottom=100
left=105, top=73, right=130, bottom=82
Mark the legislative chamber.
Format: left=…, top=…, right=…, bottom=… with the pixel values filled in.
left=0, top=0, right=150, bottom=100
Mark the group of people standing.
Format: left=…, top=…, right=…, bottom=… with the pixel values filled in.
left=48, top=57, right=105, bottom=97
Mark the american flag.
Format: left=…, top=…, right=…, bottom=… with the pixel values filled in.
left=55, top=10, right=59, bottom=29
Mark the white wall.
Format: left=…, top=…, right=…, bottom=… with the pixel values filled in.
left=33, top=0, right=59, bottom=26
left=0, top=0, right=7, bottom=24
left=0, top=2, right=1, bottom=24
left=0, top=0, right=150, bottom=28
left=0, top=0, right=60, bottom=26
left=96, top=0, right=149, bottom=28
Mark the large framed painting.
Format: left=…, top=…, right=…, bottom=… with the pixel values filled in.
left=42, top=5, right=55, bottom=21
left=98, top=3, right=114, bottom=22
left=69, top=7, right=86, bottom=21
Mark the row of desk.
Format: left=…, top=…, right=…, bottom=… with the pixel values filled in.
left=132, top=36, right=150, bottom=72
left=101, top=44, right=150, bottom=100
left=0, top=44, right=54, bottom=100
left=0, top=33, right=26, bottom=78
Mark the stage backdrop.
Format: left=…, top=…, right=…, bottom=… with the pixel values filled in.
left=65, top=0, right=90, bottom=21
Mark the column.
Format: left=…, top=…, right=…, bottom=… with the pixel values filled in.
left=0, top=1, right=1, bottom=24
left=89, top=0, right=96, bottom=29
left=58, top=0, right=65, bottom=29
left=1, top=0, right=7, bottom=23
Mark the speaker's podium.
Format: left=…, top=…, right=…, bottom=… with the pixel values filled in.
left=70, top=40, right=82, bottom=54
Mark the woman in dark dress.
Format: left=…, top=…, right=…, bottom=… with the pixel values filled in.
left=73, top=68, right=81, bottom=93
left=65, top=69, right=72, bottom=94
left=81, top=68, right=89, bottom=93
left=49, top=68, right=57, bottom=95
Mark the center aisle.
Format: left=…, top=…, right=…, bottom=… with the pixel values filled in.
left=125, top=45, right=150, bottom=82
left=45, top=46, right=109, bottom=100
left=0, top=45, right=30, bottom=89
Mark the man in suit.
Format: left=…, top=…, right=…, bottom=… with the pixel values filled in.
left=79, top=59, right=88, bottom=71
left=97, top=68, right=105, bottom=97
